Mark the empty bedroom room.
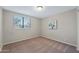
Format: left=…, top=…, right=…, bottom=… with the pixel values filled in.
left=0, top=6, right=79, bottom=53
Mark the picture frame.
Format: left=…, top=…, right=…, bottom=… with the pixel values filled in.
left=48, top=20, right=57, bottom=30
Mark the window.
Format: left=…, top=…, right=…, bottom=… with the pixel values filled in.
left=13, top=15, right=31, bottom=29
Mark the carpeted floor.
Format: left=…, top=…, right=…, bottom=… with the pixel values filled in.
left=2, top=37, right=79, bottom=53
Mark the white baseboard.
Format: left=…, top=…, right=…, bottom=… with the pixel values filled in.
left=3, top=36, right=40, bottom=45
left=41, top=35, right=76, bottom=47
left=3, top=35, right=77, bottom=51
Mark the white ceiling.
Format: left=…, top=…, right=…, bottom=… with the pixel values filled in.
left=2, top=6, right=77, bottom=18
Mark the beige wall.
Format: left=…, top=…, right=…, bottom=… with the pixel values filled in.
left=77, top=11, right=79, bottom=50
left=3, top=10, right=41, bottom=45
left=0, top=8, right=3, bottom=51
left=41, top=9, right=77, bottom=46
left=77, top=8, right=79, bottom=50
left=3, top=9, right=77, bottom=47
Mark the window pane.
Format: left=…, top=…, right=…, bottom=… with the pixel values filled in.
left=14, top=16, right=31, bottom=29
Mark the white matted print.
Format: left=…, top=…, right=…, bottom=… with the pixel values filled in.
left=48, top=20, right=57, bottom=30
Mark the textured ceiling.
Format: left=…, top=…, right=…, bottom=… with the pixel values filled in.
left=2, top=6, right=76, bottom=18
